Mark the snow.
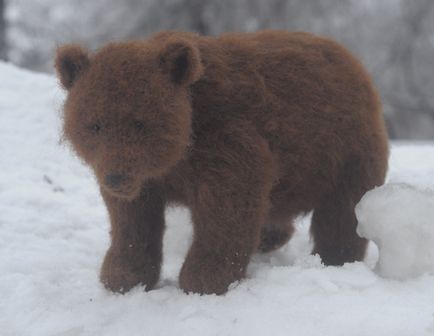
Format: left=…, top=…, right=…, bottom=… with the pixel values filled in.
left=357, top=184, right=434, bottom=280
left=1, top=61, right=434, bottom=336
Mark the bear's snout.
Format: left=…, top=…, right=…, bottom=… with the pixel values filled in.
left=104, top=174, right=129, bottom=189
left=101, top=172, right=142, bottom=199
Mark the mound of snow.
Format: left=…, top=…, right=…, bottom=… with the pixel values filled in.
left=356, top=184, right=434, bottom=279
left=1, top=61, right=434, bottom=336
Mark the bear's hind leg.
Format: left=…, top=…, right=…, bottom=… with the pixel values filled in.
left=310, top=190, right=367, bottom=266
left=310, top=156, right=386, bottom=266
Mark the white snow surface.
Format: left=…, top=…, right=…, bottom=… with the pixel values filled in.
left=1, top=62, right=434, bottom=336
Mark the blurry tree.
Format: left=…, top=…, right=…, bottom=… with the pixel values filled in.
left=380, top=0, right=434, bottom=138
left=0, top=0, right=6, bottom=60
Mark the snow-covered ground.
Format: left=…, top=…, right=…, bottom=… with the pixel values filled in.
left=1, top=62, right=434, bottom=336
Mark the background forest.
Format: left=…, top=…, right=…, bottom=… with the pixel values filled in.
left=1, top=0, right=433, bottom=139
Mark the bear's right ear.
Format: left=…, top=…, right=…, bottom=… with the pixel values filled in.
left=55, top=44, right=90, bottom=90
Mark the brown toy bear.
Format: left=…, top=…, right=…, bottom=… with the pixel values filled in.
left=56, top=30, right=388, bottom=295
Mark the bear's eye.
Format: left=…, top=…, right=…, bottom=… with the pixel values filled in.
left=134, top=121, right=145, bottom=130
left=89, top=123, right=101, bottom=133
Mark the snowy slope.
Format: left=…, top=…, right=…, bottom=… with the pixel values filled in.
left=1, top=62, right=434, bottom=336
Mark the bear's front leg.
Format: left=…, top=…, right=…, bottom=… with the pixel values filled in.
left=179, top=129, right=276, bottom=295
left=99, top=184, right=165, bottom=293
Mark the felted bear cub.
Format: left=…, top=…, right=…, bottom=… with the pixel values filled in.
left=56, top=30, right=388, bottom=295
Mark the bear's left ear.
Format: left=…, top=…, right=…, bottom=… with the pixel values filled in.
left=158, top=39, right=203, bottom=86
left=55, top=44, right=90, bottom=90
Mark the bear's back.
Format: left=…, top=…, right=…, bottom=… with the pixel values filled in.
left=191, top=30, right=382, bottom=145
left=188, top=30, right=387, bottom=198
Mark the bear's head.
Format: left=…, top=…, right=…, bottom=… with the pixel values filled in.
left=56, top=37, right=203, bottom=199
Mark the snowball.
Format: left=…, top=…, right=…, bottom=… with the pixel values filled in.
left=356, top=183, right=434, bottom=280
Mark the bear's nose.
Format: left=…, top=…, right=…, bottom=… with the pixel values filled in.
left=104, top=174, right=127, bottom=188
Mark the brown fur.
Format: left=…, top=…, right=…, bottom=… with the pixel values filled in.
left=56, top=30, right=389, bottom=295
